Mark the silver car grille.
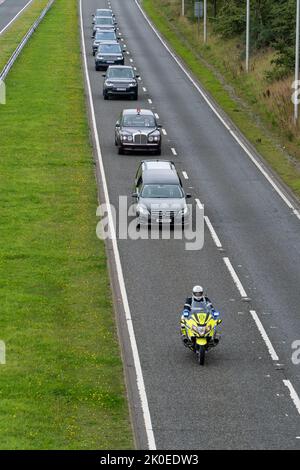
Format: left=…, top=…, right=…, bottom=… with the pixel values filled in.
left=134, top=134, right=147, bottom=144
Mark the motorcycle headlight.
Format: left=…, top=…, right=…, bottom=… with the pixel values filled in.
left=198, top=326, right=206, bottom=336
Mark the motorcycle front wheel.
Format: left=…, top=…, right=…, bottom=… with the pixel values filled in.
left=198, top=345, right=205, bottom=366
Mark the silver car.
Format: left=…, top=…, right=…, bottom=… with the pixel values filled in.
left=132, top=160, right=191, bottom=226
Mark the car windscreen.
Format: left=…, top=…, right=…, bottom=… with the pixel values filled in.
left=96, top=10, right=113, bottom=17
left=99, top=44, right=121, bottom=54
left=95, top=17, right=113, bottom=25
left=95, top=32, right=116, bottom=41
left=141, top=185, right=183, bottom=199
left=107, top=68, right=134, bottom=79
left=122, top=115, right=155, bottom=127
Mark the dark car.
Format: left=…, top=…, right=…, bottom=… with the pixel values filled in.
left=92, top=17, right=116, bottom=37
left=132, top=160, right=191, bottom=226
left=115, top=109, right=162, bottom=155
left=95, top=42, right=125, bottom=71
left=92, top=30, right=118, bottom=56
left=103, top=66, right=139, bottom=100
left=92, top=9, right=115, bottom=24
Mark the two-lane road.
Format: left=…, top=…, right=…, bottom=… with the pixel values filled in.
left=81, top=0, right=300, bottom=449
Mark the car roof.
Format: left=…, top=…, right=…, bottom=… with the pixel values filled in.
left=122, top=109, right=154, bottom=116
left=142, top=160, right=175, bottom=171
left=98, top=41, right=120, bottom=46
left=95, top=17, right=113, bottom=21
left=95, top=30, right=116, bottom=34
left=142, top=169, right=180, bottom=185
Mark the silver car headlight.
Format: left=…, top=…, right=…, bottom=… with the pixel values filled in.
left=127, top=135, right=133, bottom=142
left=105, top=81, right=113, bottom=87
left=179, top=206, right=189, bottom=215
left=137, top=205, right=149, bottom=216
left=148, top=136, right=154, bottom=142
left=129, top=82, right=136, bottom=87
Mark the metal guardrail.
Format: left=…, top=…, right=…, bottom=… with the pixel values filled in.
left=0, top=0, right=56, bottom=82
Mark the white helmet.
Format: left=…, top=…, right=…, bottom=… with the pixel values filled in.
left=193, top=285, right=204, bottom=301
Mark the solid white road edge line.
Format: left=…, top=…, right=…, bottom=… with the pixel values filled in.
left=79, top=0, right=156, bottom=450
left=134, top=0, right=300, bottom=221
left=223, top=257, right=248, bottom=298
left=204, top=216, right=222, bottom=249
left=283, top=380, right=300, bottom=415
left=250, top=310, right=279, bottom=361
left=0, top=0, right=34, bottom=35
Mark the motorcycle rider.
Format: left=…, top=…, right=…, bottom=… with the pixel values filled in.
left=183, top=285, right=216, bottom=316
left=181, top=286, right=220, bottom=345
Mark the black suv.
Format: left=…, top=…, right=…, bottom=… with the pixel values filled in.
left=103, top=66, right=139, bottom=100
left=115, top=109, right=162, bottom=155
left=95, top=42, right=125, bottom=71
left=92, top=30, right=118, bottom=56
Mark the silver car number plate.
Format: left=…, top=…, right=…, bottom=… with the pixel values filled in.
left=116, top=87, right=126, bottom=91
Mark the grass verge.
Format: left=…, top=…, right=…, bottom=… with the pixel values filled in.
left=0, top=0, right=49, bottom=70
left=0, top=0, right=133, bottom=449
left=142, top=0, right=300, bottom=199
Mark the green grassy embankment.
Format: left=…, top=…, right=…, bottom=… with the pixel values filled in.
left=0, top=0, right=133, bottom=449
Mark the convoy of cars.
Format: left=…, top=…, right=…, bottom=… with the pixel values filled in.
left=91, top=7, right=191, bottom=227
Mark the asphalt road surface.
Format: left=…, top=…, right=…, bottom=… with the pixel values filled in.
left=81, top=0, right=300, bottom=449
left=0, top=0, right=32, bottom=34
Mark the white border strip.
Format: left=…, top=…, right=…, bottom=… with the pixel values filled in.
left=0, top=0, right=34, bottom=36
left=223, top=257, right=248, bottom=298
left=204, top=216, right=222, bottom=249
left=79, top=0, right=156, bottom=450
left=134, top=0, right=300, bottom=221
left=250, top=310, right=279, bottom=361
left=283, top=380, right=300, bottom=415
